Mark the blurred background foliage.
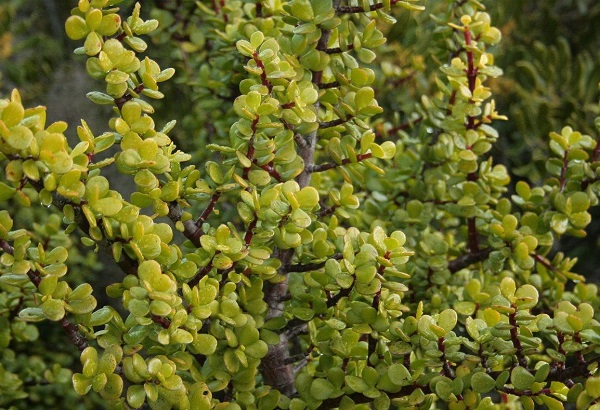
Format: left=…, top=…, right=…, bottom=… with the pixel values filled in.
left=1, top=0, right=599, bottom=408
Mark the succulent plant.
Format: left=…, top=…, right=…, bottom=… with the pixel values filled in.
left=1, top=1, right=600, bottom=409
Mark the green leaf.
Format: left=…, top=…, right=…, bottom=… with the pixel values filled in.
left=2, top=102, right=24, bottom=127
left=310, top=378, right=335, bottom=401
left=65, top=15, right=90, bottom=40
left=193, top=334, right=217, bottom=355
left=540, top=395, right=564, bottom=410
left=471, top=372, right=496, bottom=393
left=0, top=182, right=16, bottom=201
left=248, top=169, right=271, bottom=186
left=39, top=275, right=58, bottom=296
left=511, top=366, right=535, bottom=391
left=7, top=125, right=34, bottom=150
left=438, top=309, right=457, bottom=333
left=586, top=377, right=600, bottom=398
left=41, top=299, right=65, bottom=321
left=127, top=384, right=146, bottom=409
left=89, top=306, right=114, bottom=326
left=101, top=373, right=123, bottom=400
left=87, top=91, right=115, bottom=105
left=19, top=307, right=45, bottom=322
left=387, top=364, right=411, bottom=385
left=92, top=197, right=123, bottom=216
left=72, top=373, right=92, bottom=395
left=84, top=31, right=103, bottom=55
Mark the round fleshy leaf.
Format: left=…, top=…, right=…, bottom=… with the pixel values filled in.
left=84, top=31, right=103, bottom=56
left=42, top=298, right=65, bottom=321
left=65, top=15, right=90, bottom=40
left=471, top=372, right=496, bottom=393
left=511, top=366, right=535, bottom=391
left=310, top=378, right=335, bottom=401
left=127, top=384, right=146, bottom=408
left=193, top=334, right=217, bottom=355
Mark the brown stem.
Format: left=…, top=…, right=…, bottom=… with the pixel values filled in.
left=319, top=117, right=351, bottom=129
left=29, top=265, right=88, bottom=351
left=316, top=204, right=337, bottom=218
left=307, top=152, right=373, bottom=173
left=438, top=337, right=455, bottom=378
left=384, top=116, right=423, bottom=136
left=261, top=2, right=342, bottom=394
left=196, top=191, right=221, bottom=227
left=533, top=253, right=556, bottom=272
left=548, top=354, right=600, bottom=382
left=368, top=292, right=380, bottom=359
left=448, top=247, right=492, bottom=272
left=151, top=314, right=171, bottom=329
left=244, top=217, right=258, bottom=245
left=559, top=149, right=569, bottom=192
left=168, top=201, right=202, bottom=247
left=187, top=260, right=214, bottom=289
left=467, top=216, right=480, bottom=253
left=446, top=90, right=457, bottom=115
left=319, top=81, right=340, bottom=89
left=336, top=0, right=401, bottom=13
left=324, top=44, right=354, bottom=54
left=286, top=253, right=343, bottom=273
left=593, top=134, right=600, bottom=162
left=509, top=307, right=528, bottom=368
left=327, top=286, right=352, bottom=308
left=500, top=387, right=551, bottom=397
left=257, top=161, right=283, bottom=182
left=253, top=51, right=273, bottom=93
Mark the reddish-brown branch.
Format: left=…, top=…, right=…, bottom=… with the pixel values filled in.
left=509, top=307, right=528, bottom=368
left=463, top=28, right=478, bottom=95
left=196, top=191, right=221, bottom=227
left=448, top=247, right=492, bottom=272
left=533, top=253, right=557, bottom=272
left=243, top=134, right=257, bottom=180
left=244, top=217, right=258, bottom=245
left=559, top=149, right=569, bottom=191
left=0, top=238, right=13, bottom=255
left=27, top=270, right=89, bottom=351
left=593, top=135, right=600, bottom=162
left=168, top=201, right=202, bottom=248
left=574, top=333, right=588, bottom=367
left=115, top=84, right=144, bottom=110
left=317, top=205, right=337, bottom=218
left=252, top=51, right=273, bottom=93
left=581, top=176, right=600, bottom=191
left=324, top=44, right=354, bottom=54
left=286, top=253, right=343, bottom=273
left=327, top=286, right=352, bottom=308
left=60, top=318, right=89, bottom=352
left=438, top=337, right=455, bottom=379
left=446, top=90, right=457, bottom=115
left=368, top=292, right=381, bottom=358
left=151, top=314, right=171, bottom=329
left=319, top=117, right=351, bottom=129
left=336, top=0, right=402, bottom=13
left=319, top=81, right=340, bottom=89
left=467, top=217, right=480, bottom=253
left=500, top=387, right=551, bottom=397
left=385, top=116, right=423, bottom=136
left=308, top=152, right=373, bottom=173
left=187, top=260, right=214, bottom=288
left=257, top=161, right=283, bottom=182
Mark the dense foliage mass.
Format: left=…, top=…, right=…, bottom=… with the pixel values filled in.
left=1, top=0, right=600, bottom=409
